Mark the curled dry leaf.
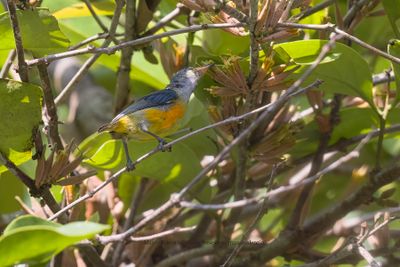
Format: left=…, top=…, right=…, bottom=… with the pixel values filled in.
left=34, top=142, right=93, bottom=188
left=207, top=57, right=249, bottom=97
left=207, top=11, right=247, bottom=36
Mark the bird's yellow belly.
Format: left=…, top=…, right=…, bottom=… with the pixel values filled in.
left=110, top=102, right=186, bottom=140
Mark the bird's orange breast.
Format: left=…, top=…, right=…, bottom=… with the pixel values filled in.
left=144, top=101, right=186, bottom=134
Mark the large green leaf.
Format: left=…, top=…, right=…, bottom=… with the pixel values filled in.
left=0, top=8, right=70, bottom=56
left=382, top=0, right=400, bottom=38
left=0, top=215, right=109, bottom=266
left=0, top=79, right=42, bottom=174
left=274, top=40, right=374, bottom=109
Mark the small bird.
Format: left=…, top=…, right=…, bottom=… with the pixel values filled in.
left=98, top=64, right=213, bottom=170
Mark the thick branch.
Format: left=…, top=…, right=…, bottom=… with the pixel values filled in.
left=114, top=0, right=136, bottom=114
left=6, top=0, right=28, bottom=82
left=37, top=64, right=63, bottom=150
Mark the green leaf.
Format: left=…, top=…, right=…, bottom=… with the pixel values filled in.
left=388, top=39, right=400, bottom=106
left=0, top=215, right=109, bottom=266
left=52, top=1, right=116, bottom=19
left=0, top=8, right=70, bottom=56
left=382, top=0, right=400, bottom=38
left=0, top=171, right=27, bottom=214
left=201, top=29, right=250, bottom=56
left=0, top=79, right=42, bottom=174
left=274, top=40, right=375, bottom=109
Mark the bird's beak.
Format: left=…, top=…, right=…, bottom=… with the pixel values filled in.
left=194, top=63, right=214, bottom=76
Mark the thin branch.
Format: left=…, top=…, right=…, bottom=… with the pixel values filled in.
left=129, top=226, right=196, bottom=242
left=68, top=33, right=110, bottom=51
left=277, top=22, right=400, bottom=65
left=26, top=23, right=244, bottom=67
left=0, top=49, right=16, bottom=78
left=142, top=3, right=188, bottom=36
left=53, top=0, right=125, bottom=105
left=356, top=245, right=381, bottom=267
left=343, top=0, right=370, bottom=28
left=287, top=93, right=342, bottom=229
left=297, top=0, right=335, bottom=20
left=82, top=0, right=119, bottom=45
left=222, top=165, right=277, bottom=267
left=6, top=0, right=28, bottom=82
left=179, top=198, right=259, bottom=210
left=37, top=64, right=63, bottom=150
left=111, top=177, right=148, bottom=266
left=373, top=71, right=394, bottom=85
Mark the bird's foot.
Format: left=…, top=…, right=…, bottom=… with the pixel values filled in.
left=126, top=159, right=136, bottom=171
left=157, top=139, right=171, bottom=152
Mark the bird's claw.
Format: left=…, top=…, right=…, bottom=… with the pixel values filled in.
left=158, top=139, right=171, bottom=152
left=126, top=159, right=136, bottom=171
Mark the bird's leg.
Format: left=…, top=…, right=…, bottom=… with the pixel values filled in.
left=122, top=137, right=135, bottom=171
left=140, top=125, right=171, bottom=152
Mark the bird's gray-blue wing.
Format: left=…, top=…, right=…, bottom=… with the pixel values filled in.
left=111, top=89, right=178, bottom=123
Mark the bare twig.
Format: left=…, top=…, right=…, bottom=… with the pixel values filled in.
left=357, top=245, right=381, bottom=267
left=111, top=177, right=148, bottom=266
left=129, top=226, right=196, bottom=242
left=68, top=33, right=110, bottom=51
left=142, top=3, right=188, bottom=36
left=373, top=71, right=394, bottom=85
left=287, top=92, right=342, bottom=229
left=297, top=0, right=335, bottom=20
left=222, top=165, right=277, bottom=267
left=276, top=22, right=400, bottom=65
left=179, top=198, right=260, bottom=210
left=54, top=0, right=125, bottom=105
left=343, top=0, right=370, bottom=28
left=26, top=23, right=244, bottom=67
left=82, top=0, right=119, bottom=45
left=6, top=0, right=28, bottom=82
left=37, top=64, right=63, bottom=150
left=0, top=49, right=16, bottom=78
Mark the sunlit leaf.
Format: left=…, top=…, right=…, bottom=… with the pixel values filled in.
left=0, top=215, right=109, bottom=266
left=382, top=0, right=400, bottom=38
left=53, top=1, right=116, bottom=19
left=274, top=40, right=375, bottom=109
left=0, top=8, right=70, bottom=56
left=0, top=79, right=42, bottom=174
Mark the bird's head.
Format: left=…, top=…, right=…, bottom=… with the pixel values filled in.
left=169, top=64, right=214, bottom=102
